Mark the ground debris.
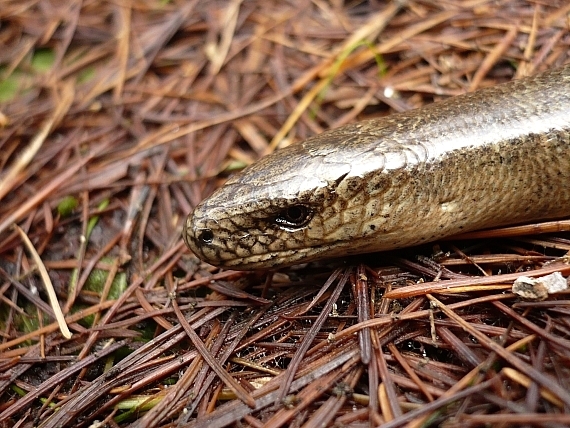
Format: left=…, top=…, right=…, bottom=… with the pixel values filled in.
left=1, top=1, right=570, bottom=426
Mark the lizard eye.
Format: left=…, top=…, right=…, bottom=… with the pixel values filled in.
left=197, top=229, right=214, bottom=244
left=275, top=205, right=313, bottom=229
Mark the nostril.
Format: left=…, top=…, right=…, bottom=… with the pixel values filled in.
left=198, top=229, right=214, bottom=244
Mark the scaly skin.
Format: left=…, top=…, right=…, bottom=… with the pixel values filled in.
left=183, top=65, right=570, bottom=269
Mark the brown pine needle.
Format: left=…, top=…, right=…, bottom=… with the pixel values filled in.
left=13, top=225, right=72, bottom=339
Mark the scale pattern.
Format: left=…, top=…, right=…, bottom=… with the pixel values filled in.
left=183, top=65, right=570, bottom=269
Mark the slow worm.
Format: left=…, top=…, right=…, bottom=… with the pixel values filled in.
left=183, top=64, right=570, bottom=269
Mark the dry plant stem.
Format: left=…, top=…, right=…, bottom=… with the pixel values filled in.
left=275, top=268, right=348, bottom=404
left=0, top=268, right=58, bottom=324
left=426, top=294, right=570, bottom=407
left=371, top=283, right=400, bottom=420
left=367, top=346, right=381, bottom=422
left=492, top=300, right=570, bottom=351
left=515, top=236, right=570, bottom=251
left=74, top=241, right=188, bottom=363
left=0, top=343, right=53, bottom=397
left=439, top=254, right=552, bottom=266
left=172, top=298, right=256, bottom=408
left=437, top=326, right=483, bottom=368
left=263, top=0, right=407, bottom=151
left=384, top=263, right=570, bottom=299
left=320, top=10, right=457, bottom=78
left=380, top=378, right=497, bottom=428
left=376, top=346, right=402, bottom=419
left=2, top=1, right=570, bottom=425
left=300, top=366, right=363, bottom=428
left=13, top=225, right=71, bottom=338
left=464, top=414, right=570, bottom=425
left=468, top=25, right=518, bottom=91
left=65, top=191, right=90, bottom=313
left=178, top=310, right=265, bottom=423
left=39, top=308, right=227, bottom=427
left=0, top=340, right=127, bottom=422
left=187, top=350, right=361, bottom=428
left=207, top=0, right=241, bottom=76
left=0, top=81, right=74, bottom=201
left=378, top=383, right=393, bottom=422
left=261, top=364, right=356, bottom=428
left=516, top=5, right=539, bottom=77
left=0, top=138, right=115, bottom=237
left=132, top=320, right=223, bottom=427
left=0, top=300, right=115, bottom=354
left=525, top=322, right=548, bottom=411
left=387, top=342, right=434, bottom=402
left=503, top=367, right=563, bottom=408
left=356, top=265, right=372, bottom=364
left=135, top=287, right=174, bottom=331
left=447, top=244, right=488, bottom=276
left=335, top=293, right=513, bottom=342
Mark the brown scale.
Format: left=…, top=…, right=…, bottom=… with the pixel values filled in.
left=184, top=64, right=570, bottom=270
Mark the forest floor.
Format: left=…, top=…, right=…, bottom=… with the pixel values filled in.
left=1, top=0, right=570, bottom=426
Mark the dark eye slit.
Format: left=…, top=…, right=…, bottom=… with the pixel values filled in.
left=274, top=205, right=313, bottom=229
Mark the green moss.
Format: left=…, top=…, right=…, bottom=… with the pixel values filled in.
left=0, top=72, right=20, bottom=103
left=83, top=258, right=128, bottom=300
left=31, top=48, right=56, bottom=73
left=57, top=196, right=79, bottom=217
left=77, top=66, right=96, bottom=84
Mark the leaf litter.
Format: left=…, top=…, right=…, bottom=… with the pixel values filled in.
left=1, top=0, right=570, bottom=426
